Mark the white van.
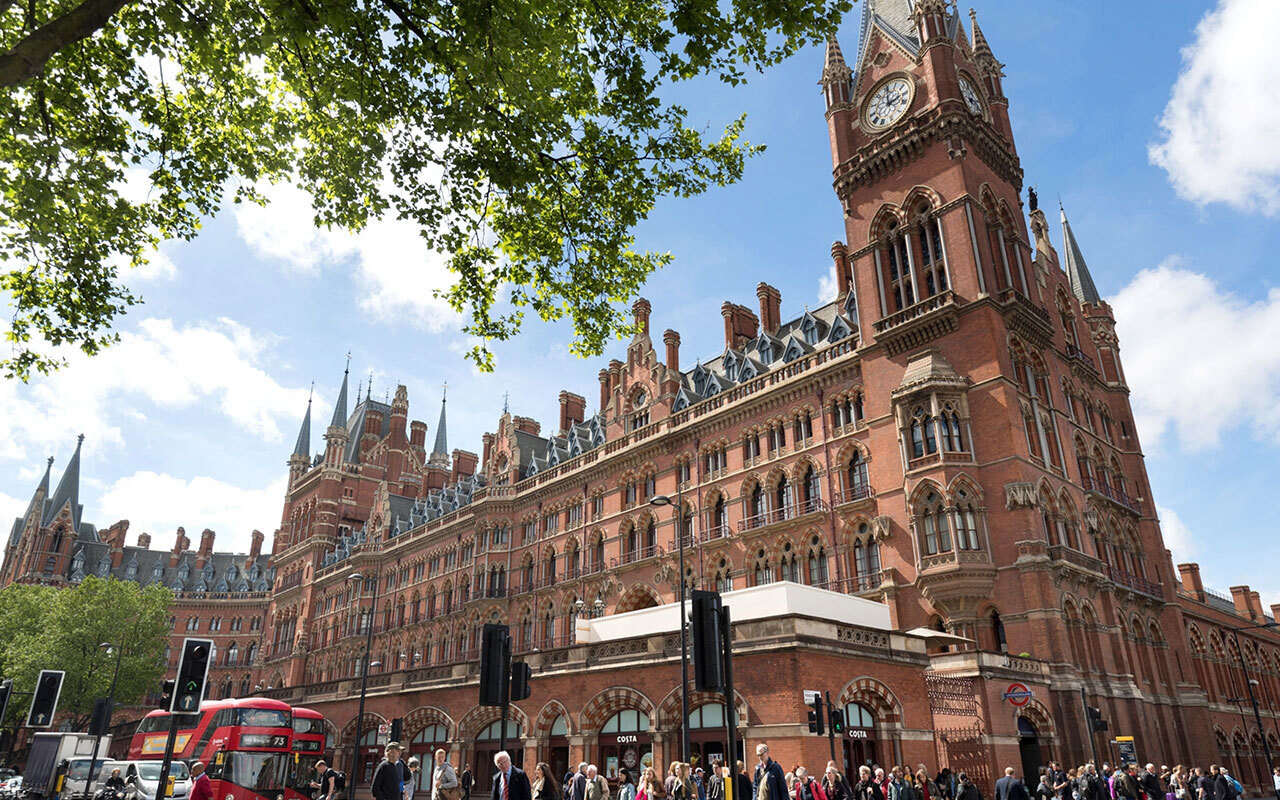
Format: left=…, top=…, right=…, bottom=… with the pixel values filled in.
left=91, top=761, right=191, bottom=800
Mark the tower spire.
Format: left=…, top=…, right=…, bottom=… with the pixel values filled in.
left=43, top=435, right=84, bottom=530
left=1060, top=204, right=1102, bottom=305
left=429, top=384, right=449, bottom=466
left=292, top=388, right=313, bottom=460
left=329, top=359, right=350, bottom=429
left=968, top=7, right=992, bottom=58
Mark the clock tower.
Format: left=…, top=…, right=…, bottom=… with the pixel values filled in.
left=822, top=0, right=1029, bottom=343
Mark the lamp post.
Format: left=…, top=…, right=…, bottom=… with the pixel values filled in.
left=650, top=484, right=689, bottom=761
left=87, top=641, right=124, bottom=789
left=348, top=572, right=382, bottom=789
left=1228, top=620, right=1279, bottom=800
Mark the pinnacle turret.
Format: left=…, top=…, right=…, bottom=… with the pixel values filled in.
left=329, top=361, right=350, bottom=430
left=429, top=387, right=449, bottom=467
left=1060, top=204, right=1102, bottom=305
left=820, top=34, right=853, bottom=86
left=292, top=391, right=312, bottom=460
left=43, top=434, right=84, bottom=530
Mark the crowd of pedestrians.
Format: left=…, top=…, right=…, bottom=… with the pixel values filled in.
left=313, top=740, right=1280, bottom=800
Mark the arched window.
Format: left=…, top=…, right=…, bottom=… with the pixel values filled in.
left=847, top=452, right=869, bottom=498
left=642, top=519, right=656, bottom=552
left=712, top=496, right=727, bottom=533
left=807, top=537, right=827, bottom=585
left=953, top=489, right=981, bottom=550
left=714, top=557, right=733, bottom=594
left=910, top=406, right=938, bottom=458
left=226, top=642, right=239, bottom=665
left=801, top=466, right=819, bottom=505
left=853, top=523, right=881, bottom=587
left=752, top=549, right=771, bottom=586
left=750, top=483, right=765, bottom=518
left=885, top=220, right=916, bottom=311
left=940, top=403, right=966, bottom=452
left=919, top=491, right=951, bottom=555
left=990, top=610, right=1007, bottom=652
left=916, top=204, right=948, bottom=298
left=774, top=476, right=791, bottom=517
left=842, top=703, right=875, bottom=729
left=779, top=542, right=800, bottom=583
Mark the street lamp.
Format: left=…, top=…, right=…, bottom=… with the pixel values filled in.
left=87, top=642, right=124, bottom=790
left=1228, top=620, right=1279, bottom=800
left=649, top=489, right=690, bottom=761
left=348, top=572, right=382, bottom=789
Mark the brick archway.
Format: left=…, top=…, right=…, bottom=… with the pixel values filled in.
left=615, top=584, right=661, bottom=614
left=456, top=703, right=532, bottom=740
left=339, top=712, right=389, bottom=746
left=532, top=700, right=575, bottom=736
left=402, top=705, right=456, bottom=741
left=837, top=676, right=903, bottom=725
left=579, top=686, right=657, bottom=732
left=654, top=687, right=751, bottom=731
left=1017, top=699, right=1055, bottom=738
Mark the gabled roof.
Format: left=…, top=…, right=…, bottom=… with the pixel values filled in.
left=43, top=435, right=84, bottom=531
left=342, top=397, right=393, bottom=463
left=853, top=0, right=962, bottom=95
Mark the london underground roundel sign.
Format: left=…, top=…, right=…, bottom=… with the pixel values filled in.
left=1003, top=683, right=1033, bottom=706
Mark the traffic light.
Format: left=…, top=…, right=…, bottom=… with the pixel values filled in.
left=0, top=678, right=11, bottom=725
left=172, top=638, right=213, bottom=713
left=27, top=669, right=65, bottom=727
left=691, top=590, right=725, bottom=692
left=806, top=695, right=824, bottom=735
left=390, top=718, right=403, bottom=742
left=89, top=697, right=114, bottom=736
left=479, top=624, right=510, bottom=706
left=1086, top=706, right=1108, bottom=732
left=510, top=661, right=531, bottom=702
left=829, top=706, right=845, bottom=734
left=158, top=679, right=175, bottom=709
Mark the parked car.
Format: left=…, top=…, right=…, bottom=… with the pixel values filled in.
left=1, top=776, right=24, bottom=800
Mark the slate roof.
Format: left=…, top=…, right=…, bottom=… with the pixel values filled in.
left=342, top=397, right=393, bottom=464
left=67, top=541, right=274, bottom=594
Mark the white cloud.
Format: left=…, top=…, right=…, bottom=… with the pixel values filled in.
left=818, top=262, right=838, bottom=304
left=98, top=471, right=286, bottom=554
left=1148, top=0, right=1280, bottom=215
left=1110, top=258, right=1280, bottom=450
left=234, top=181, right=459, bottom=331
left=0, top=317, right=309, bottom=463
left=112, top=247, right=177, bottom=283
left=1156, top=505, right=1198, bottom=564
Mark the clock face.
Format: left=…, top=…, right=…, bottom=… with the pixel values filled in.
left=959, top=76, right=983, bottom=115
left=866, top=77, right=913, bottom=129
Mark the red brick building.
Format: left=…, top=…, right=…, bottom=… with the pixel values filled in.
left=5, top=1, right=1278, bottom=793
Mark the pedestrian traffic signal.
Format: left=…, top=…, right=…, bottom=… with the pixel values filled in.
left=0, top=678, right=11, bottom=725
left=172, top=638, right=213, bottom=714
left=158, top=679, right=175, bottom=708
left=479, top=624, right=511, bottom=706
left=390, top=718, right=403, bottom=742
left=829, top=706, right=845, bottom=734
left=1086, top=706, right=1108, bottom=732
left=806, top=695, right=824, bottom=735
left=691, top=590, right=725, bottom=692
left=510, top=661, right=532, bottom=702
left=27, top=670, right=65, bottom=728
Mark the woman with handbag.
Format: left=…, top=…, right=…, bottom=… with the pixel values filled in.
left=433, top=750, right=462, bottom=800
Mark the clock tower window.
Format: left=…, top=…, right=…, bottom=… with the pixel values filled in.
left=884, top=221, right=916, bottom=312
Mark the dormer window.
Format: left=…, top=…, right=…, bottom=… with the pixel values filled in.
left=803, top=321, right=819, bottom=345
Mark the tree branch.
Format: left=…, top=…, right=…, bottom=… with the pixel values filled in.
left=0, top=0, right=135, bottom=87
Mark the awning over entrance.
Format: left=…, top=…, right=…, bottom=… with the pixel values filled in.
left=901, top=626, right=975, bottom=646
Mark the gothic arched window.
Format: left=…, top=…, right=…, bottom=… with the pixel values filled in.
left=910, top=406, right=938, bottom=459
left=919, top=491, right=951, bottom=555
left=953, top=489, right=982, bottom=550
left=917, top=205, right=948, bottom=298
left=885, top=220, right=916, bottom=311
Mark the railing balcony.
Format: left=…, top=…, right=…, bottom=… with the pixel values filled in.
left=583, top=560, right=603, bottom=576
left=1065, top=343, right=1096, bottom=370
left=816, top=571, right=887, bottom=594
left=833, top=485, right=875, bottom=506
left=701, top=524, right=729, bottom=543
left=1105, top=565, right=1162, bottom=599
left=1046, top=544, right=1104, bottom=574
left=873, top=290, right=955, bottom=334
left=738, top=497, right=828, bottom=533
left=619, top=544, right=659, bottom=565
left=1081, top=476, right=1141, bottom=513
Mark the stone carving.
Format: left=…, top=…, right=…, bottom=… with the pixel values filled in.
left=1005, top=482, right=1038, bottom=510
left=872, top=515, right=894, bottom=540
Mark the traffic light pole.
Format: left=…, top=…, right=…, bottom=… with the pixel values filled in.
left=720, top=605, right=737, bottom=800
left=88, top=645, right=125, bottom=794
left=824, top=692, right=837, bottom=766
left=154, top=711, right=183, bottom=800
left=1079, top=687, right=1100, bottom=767
left=499, top=633, right=511, bottom=756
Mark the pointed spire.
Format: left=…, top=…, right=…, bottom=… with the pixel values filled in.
left=292, top=389, right=313, bottom=460
left=969, top=8, right=992, bottom=58
left=819, top=33, right=853, bottom=87
left=329, top=358, right=350, bottom=429
left=1060, top=204, right=1102, bottom=305
left=21, top=456, right=54, bottom=523
left=43, top=435, right=84, bottom=530
left=429, top=385, right=449, bottom=465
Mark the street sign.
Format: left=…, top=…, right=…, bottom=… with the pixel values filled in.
left=378, top=724, right=390, bottom=734
left=1113, top=736, right=1137, bottom=765
left=803, top=690, right=820, bottom=704
left=1003, top=683, right=1033, bottom=706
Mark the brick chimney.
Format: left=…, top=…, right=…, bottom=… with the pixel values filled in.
left=410, top=420, right=427, bottom=449
left=559, top=391, right=586, bottom=434
left=608, top=360, right=623, bottom=397
left=137, top=532, right=152, bottom=549
left=633, top=298, right=651, bottom=336
left=721, top=302, right=759, bottom=350
left=250, top=530, right=264, bottom=558
left=832, top=241, right=852, bottom=297
left=481, top=433, right=494, bottom=473
left=1230, top=586, right=1256, bottom=619
left=196, top=528, right=215, bottom=569
left=756, top=282, right=781, bottom=333
left=1271, top=603, right=1280, bottom=622
left=663, top=330, right=681, bottom=372
left=1249, top=591, right=1263, bottom=619
left=598, top=369, right=611, bottom=411
left=451, top=450, right=479, bottom=482
left=1177, top=563, right=1204, bottom=597
left=512, top=416, right=541, bottom=436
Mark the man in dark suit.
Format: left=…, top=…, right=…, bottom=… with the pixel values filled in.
left=492, top=752, right=532, bottom=800
left=995, top=768, right=1031, bottom=800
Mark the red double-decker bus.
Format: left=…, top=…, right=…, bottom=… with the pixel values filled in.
left=285, top=708, right=328, bottom=800
left=130, top=698, right=294, bottom=800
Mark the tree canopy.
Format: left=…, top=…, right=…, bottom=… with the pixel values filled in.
left=0, top=576, right=172, bottom=729
left=0, top=0, right=851, bottom=380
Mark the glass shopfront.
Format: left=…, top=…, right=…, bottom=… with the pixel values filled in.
left=474, top=720, right=523, bottom=791
left=840, top=703, right=878, bottom=775
left=687, top=703, right=742, bottom=769
left=411, top=724, right=450, bottom=793
left=597, top=710, right=651, bottom=784
left=547, top=716, right=570, bottom=782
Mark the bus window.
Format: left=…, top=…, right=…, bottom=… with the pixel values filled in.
left=240, top=710, right=290, bottom=729
left=227, top=753, right=289, bottom=793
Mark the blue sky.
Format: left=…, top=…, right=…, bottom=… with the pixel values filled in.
left=2, top=0, right=1278, bottom=604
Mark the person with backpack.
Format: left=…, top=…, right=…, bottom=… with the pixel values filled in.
left=434, top=750, right=462, bottom=800
left=795, top=769, right=828, bottom=800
